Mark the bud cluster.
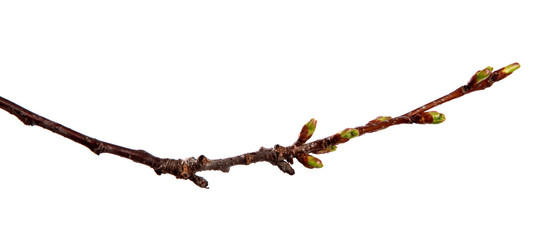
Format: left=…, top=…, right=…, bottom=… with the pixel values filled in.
left=467, top=63, right=520, bottom=90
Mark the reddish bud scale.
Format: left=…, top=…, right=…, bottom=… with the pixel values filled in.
left=412, top=111, right=445, bottom=124
left=412, top=112, right=431, bottom=124
left=295, top=118, right=317, bottom=145
left=331, top=128, right=360, bottom=144
left=330, top=133, right=348, bottom=144
left=467, top=66, right=493, bottom=88
left=297, top=154, right=323, bottom=169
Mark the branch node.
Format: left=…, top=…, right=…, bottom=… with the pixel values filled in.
left=85, top=137, right=106, bottom=155
left=21, top=117, right=35, bottom=126
left=274, top=144, right=294, bottom=164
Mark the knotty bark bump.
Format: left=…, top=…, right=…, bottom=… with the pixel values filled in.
left=0, top=63, right=520, bottom=188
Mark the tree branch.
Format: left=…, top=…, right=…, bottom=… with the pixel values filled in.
left=0, top=63, right=520, bottom=188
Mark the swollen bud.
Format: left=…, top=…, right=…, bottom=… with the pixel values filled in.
left=475, top=66, right=493, bottom=84
left=367, top=116, right=392, bottom=131
left=429, top=111, right=446, bottom=124
left=295, top=118, right=317, bottom=145
left=313, top=145, right=337, bottom=154
left=492, top=62, right=521, bottom=82
left=297, top=155, right=323, bottom=169
left=468, top=66, right=493, bottom=87
left=502, top=63, right=521, bottom=74
left=368, top=116, right=392, bottom=125
left=304, top=118, right=317, bottom=137
left=412, top=111, right=446, bottom=124
left=332, top=128, right=360, bottom=144
left=340, top=128, right=360, bottom=139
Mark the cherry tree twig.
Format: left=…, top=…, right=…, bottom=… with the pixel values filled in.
left=0, top=63, right=520, bottom=188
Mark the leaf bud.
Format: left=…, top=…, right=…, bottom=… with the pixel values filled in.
left=502, top=62, right=520, bottom=74
left=332, top=128, right=360, bottom=144
left=313, top=145, right=337, bottom=154
left=468, top=66, right=493, bottom=87
left=475, top=66, right=493, bottom=83
left=297, top=155, right=323, bottom=169
left=340, top=128, right=360, bottom=139
left=412, top=111, right=446, bottom=124
left=296, top=118, right=317, bottom=145
left=367, top=116, right=392, bottom=125
left=493, top=62, right=521, bottom=82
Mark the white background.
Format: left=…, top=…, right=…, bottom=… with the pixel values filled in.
left=1, top=0, right=548, bottom=239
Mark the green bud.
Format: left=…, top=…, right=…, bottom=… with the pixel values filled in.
left=428, top=111, right=446, bottom=124
left=413, top=111, right=446, bottom=124
left=368, top=116, right=392, bottom=124
left=297, top=154, right=323, bottom=168
left=502, top=63, right=520, bottom=74
left=475, top=66, right=493, bottom=84
left=375, top=116, right=392, bottom=122
left=305, top=118, right=317, bottom=138
left=340, top=128, right=360, bottom=139
left=307, top=155, right=323, bottom=168
left=367, top=116, right=392, bottom=131
left=296, top=118, right=317, bottom=145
